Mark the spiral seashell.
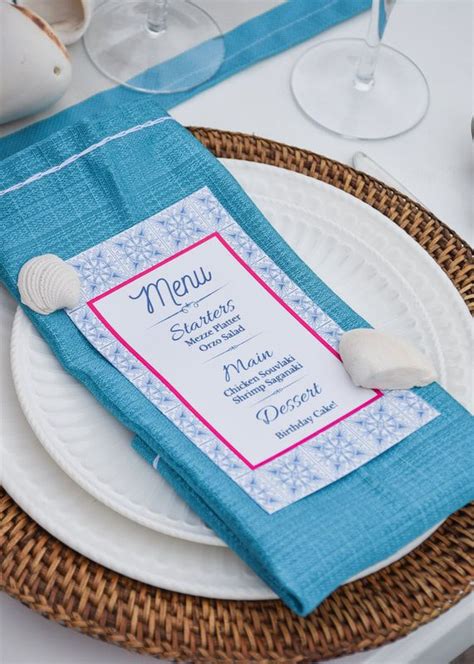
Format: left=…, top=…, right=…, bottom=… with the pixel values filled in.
left=18, top=254, right=81, bottom=315
left=339, top=329, right=437, bottom=390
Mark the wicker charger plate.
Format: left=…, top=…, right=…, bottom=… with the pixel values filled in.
left=1, top=128, right=473, bottom=662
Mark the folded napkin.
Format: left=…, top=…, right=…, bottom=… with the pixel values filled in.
left=0, top=99, right=472, bottom=617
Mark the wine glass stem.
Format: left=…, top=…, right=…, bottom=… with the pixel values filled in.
left=147, top=0, right=168, bottom=34
left=354, top=0, right=394, bottom=91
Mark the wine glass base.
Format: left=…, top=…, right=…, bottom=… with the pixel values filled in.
left=291, top=39, right=430, bottom=140
left=84, top=0, right=225, bottom=94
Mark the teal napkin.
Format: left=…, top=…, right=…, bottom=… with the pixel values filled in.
left=0, top=99, right=472, bottom=616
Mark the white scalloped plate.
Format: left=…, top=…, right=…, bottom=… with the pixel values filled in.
left=10, top=160, right=472, bottom=551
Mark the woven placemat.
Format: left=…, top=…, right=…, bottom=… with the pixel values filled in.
left=1, top=128, right=473, bottom=662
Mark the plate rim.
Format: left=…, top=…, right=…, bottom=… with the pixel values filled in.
left=10, top=306, right=224, bottom=546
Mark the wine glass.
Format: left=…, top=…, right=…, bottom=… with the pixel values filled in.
left=84, top=0, right=225, bottom=94
left=291, top=0, right=429, bottom=139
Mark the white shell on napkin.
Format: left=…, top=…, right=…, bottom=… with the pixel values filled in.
left=0, top=3, right=72, bottom=125
left=339, top=329, right=437, bottom=390
left=18, top=255, right=81, bottom=315
left=19, top=0, right=93, bottom=45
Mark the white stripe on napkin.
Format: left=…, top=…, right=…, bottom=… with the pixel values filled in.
left=0, top=116, right=175, bottom=197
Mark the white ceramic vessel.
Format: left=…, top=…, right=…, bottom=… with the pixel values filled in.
left=0, top=3, right=72, bottom=125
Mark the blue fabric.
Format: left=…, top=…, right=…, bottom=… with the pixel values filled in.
left=0, top=0, right=371, bottom=160
left=0, top=98, right=472, bottom=616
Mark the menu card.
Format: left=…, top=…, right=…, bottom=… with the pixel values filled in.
left=67, top=187, right=439, bottom=512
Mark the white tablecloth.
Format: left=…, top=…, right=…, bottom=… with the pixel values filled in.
left=1, top=1, right=472, bottom=662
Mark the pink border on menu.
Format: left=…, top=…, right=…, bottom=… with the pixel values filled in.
left=88, top=232, right=382, bottom=469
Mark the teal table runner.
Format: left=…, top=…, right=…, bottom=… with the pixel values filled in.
left=0, top=0, right=370, bottom=159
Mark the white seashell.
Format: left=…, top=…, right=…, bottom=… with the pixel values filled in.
left=19, top=0, right=93, bottom=46
left=339, top=329, right=437, bottom=390
left=18, top=254, right=81, bottom=315
left=0, top=3, right=72, bottom=125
